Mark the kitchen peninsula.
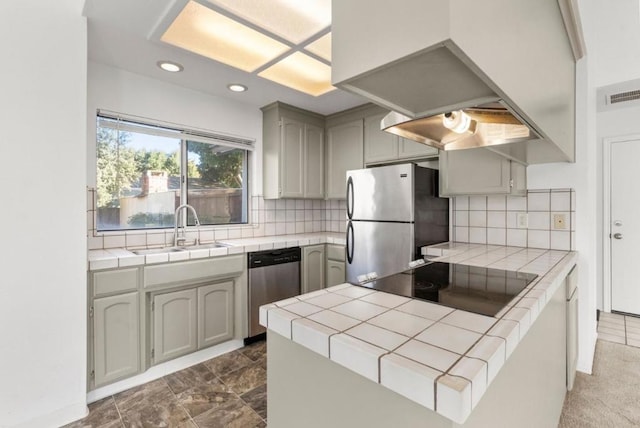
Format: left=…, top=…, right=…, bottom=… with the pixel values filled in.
left=260, top=243, right=577, bottom=427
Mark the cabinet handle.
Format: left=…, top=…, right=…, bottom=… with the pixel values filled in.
left=346, top=221, right=354, bottom=264
left=346, top=176, right=354, bottom=219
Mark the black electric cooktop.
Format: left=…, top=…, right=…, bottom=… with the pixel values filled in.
left=354, top=262, right=538, bottom=317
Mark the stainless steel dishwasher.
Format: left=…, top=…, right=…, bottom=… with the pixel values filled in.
left=247, top=247, right=301, bottom=341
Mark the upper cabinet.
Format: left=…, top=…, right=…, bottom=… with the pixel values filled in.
left=262, top=102, right=325, bottom=199
left=332, top=0, right=576, bottom=164
left=326, top=120, right=364, bottom=199
left=439, top=149, right=526, bottom=196
left=364, top=112, right=438, bottom=165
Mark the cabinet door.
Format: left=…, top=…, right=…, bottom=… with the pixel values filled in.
left=326, top=120, right=364, bottom=199
left=326, top=260, right=346, bottom=288
left=153, top=288, right=197, bottom=364
left=305, top=124, right=325, bottom=198
left=302, top=245, right=326, bottom=293
left=93, top=292, right=139, bottom=387
left=398, top=137, right=439, bottom=159
left=198, top=281, right=234, bottom=349
left=439, top=149, right=512, bottom=196
left=364, top=113, right=398, bottom=164
left=280, top=117, right=305, bottom=198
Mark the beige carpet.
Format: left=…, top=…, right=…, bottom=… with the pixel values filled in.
left=559, top=340, right=640, bottom=427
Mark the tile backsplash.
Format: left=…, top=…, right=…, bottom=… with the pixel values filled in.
left=88, top=187, right=575, bottom=251
left=451, top=189, right=575, bottom=251
left=87, top=188, right=347, bottom=250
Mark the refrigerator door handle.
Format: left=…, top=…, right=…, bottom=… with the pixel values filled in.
left=346, top=221, right=354, bottom=264
left=346, top=176, right=354, bottom=219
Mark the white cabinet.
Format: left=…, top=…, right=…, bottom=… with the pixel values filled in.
left=326, top=120, right=364, bottom=199
left=364, top=113, right=438, bottom=165
left=439, top=149, right=526, bottom=196
left=152, top=288, right=198, bottom=364
left=304, top=124, right=325, bottom=198
left=93, top=292, right=140, bottom=387
left=262, top=102, right=325, bottom=199
left=326, top=244, right=346, bottom=287
left=153, top=280, right=236, bottom=365
left=302, top=245, right=326, bottom=293
left=398, top=138, right=438, bottom=159
left=198, top=281, right=234, bottom=349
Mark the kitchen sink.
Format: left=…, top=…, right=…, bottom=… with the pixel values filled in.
left=132, top=247, right=185, bottom=255
left=131, top=242, right=230, bottom=255
left=184, top=242, right=231, bottom=249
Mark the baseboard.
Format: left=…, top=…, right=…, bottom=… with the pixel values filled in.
left=10, top=402, right=88, bottom=428
left=87, top=339, right=244, bottom=404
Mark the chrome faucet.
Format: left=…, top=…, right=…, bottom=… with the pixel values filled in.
left=174, top=204, right=201, bottom=247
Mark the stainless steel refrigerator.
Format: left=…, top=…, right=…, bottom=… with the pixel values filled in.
left=345, top=163, right=449, bottom=283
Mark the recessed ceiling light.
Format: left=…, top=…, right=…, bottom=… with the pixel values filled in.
left=227, top=84, right=248, bottom=92
left=157, top=61, right=183, bottom=72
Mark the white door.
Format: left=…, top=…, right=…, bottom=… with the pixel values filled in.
left=611, top=140, right=640, bottom=315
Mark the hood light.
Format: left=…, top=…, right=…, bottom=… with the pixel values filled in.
left=227, top=83, right=248, bottom=92
left=443, top=110, right=476, bottom=134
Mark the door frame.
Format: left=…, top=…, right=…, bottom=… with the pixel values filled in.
left=602, top=134, right=640, bottom=313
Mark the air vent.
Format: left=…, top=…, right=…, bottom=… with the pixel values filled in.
left=597, top=79, right=640, bottom=112
left=609, top=90, right=640, bottom=104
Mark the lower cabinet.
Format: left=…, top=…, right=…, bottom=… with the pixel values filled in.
left=302, top=245, right=326, bottom=293
left=326, top=260, right=346, bottom=287
left=153, top=288, right=198, bottom=364
left=93, top=292, right=140, bottom=388
left=152, top=281, right=234, bottom=365
left=326, top=244, right=346, bottom=287
left=198, top=281, right=234, bottom=349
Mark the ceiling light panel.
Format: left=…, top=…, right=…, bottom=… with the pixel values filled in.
left=258, top=52, right=334, bottom=96
left=161, top=1, right=289, bottom=72
left=305, top=32, right=331, bottom=62
left=207, top=0, right=331, bottom=44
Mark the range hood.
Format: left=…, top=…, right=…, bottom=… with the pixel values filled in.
left=331, top=0, right=578, bottom=164
left=381, top=101, right=540, bottom=154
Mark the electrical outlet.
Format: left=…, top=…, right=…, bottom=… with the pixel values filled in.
left=517, top=212, right=528, bottom=229
left=553, top=213, right=567, bottom=230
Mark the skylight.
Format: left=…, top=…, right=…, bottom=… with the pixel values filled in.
left=160, top=0, right=334, bottom=96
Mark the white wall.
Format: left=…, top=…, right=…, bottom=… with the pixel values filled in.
left=527, top=0, right=599, bottom=373
left=0, top=1, right=88, bottom=427
left=87, top=62, right=264, bottom=195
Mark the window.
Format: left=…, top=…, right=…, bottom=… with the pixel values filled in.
left=96, top=112, right=253, bottom=231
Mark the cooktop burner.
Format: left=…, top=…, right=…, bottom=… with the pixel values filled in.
left=353, top=262, right=538, bottom=317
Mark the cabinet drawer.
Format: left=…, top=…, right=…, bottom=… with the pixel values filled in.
left=144, top=255, right=244, bottom=288
left=326, top=244, right=346, bottom=262
left=93, top=268, right=139, bottom=297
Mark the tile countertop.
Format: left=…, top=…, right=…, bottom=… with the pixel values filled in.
left=87, top=232, right=346, bottom=271
left=259, top=243, right=578, bottom=424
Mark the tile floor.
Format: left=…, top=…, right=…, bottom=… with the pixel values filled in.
left=596, top=311, right=640, bottom=347
left=64, top=340, right=266, bottom=428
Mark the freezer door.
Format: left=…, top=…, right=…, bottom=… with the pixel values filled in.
left=346, top=220, right=414, bottom=284
left=347, top=164, right=414, bottom=221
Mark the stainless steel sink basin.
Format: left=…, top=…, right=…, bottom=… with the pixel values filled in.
left=132, top=247, right=186, bottom=255
left=131, top=242, right=230, bottom=255
left=184, top=243, right=231, bottom=249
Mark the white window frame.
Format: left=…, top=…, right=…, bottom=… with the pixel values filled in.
left=96, top=110, right=255, bottom=231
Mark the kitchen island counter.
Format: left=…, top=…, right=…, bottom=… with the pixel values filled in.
left=260, top=243, right=577, bottom=426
